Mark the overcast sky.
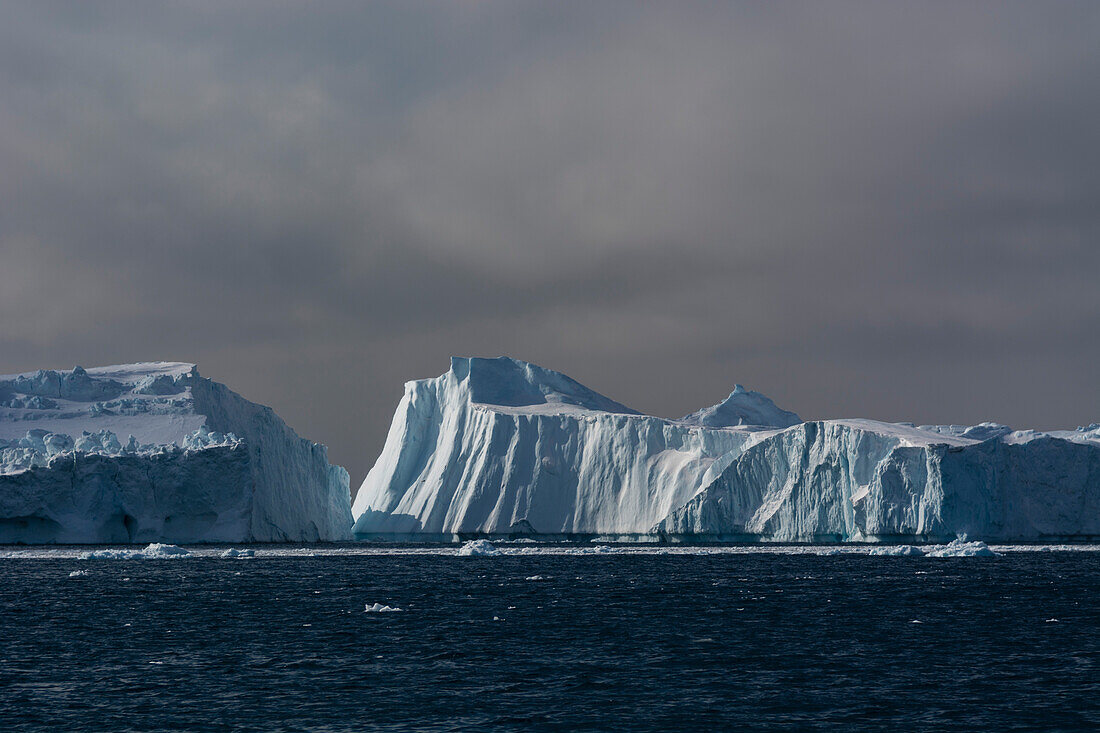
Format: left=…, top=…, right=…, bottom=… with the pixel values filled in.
left=2, top=1, right=1098, bottom=487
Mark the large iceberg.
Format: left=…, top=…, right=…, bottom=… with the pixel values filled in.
left=352, top=357, right=1100, bottom=542
left=0, top=363, right=352, bottom=543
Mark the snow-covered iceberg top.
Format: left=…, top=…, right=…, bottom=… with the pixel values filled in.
left=0, top=425, right=240, bottom=475
left=0, top=362, right=204, bottom=457
left=0, top=362, right=352, bottom=543
left=679, top=384, right=801, bottom=429
left=456, top=356, right=638, bottom=416
left=354, top=356, right=1099, bottom=543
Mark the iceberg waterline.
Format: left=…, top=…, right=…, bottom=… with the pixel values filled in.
left=353, top=356, right=1100, bottom=542
left=1, top=362, right=352, bottom=543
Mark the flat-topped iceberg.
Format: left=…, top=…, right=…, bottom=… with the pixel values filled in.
left=353, top=357, right=788, bottom=539
left=0, top=362, right=352, bottom=543
left=353, top=357, right=1099, bottom=542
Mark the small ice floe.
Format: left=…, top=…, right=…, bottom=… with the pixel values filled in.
left=68, top=569, right=88, bottom=577
left=364, top=603, right=402, bottom=613
left=870, top=545, right=925, bottom=557
left=457, top=540, right=501, bottom=557
left=816, top=548, right=842, bottom=556
left=80, top=543, right=191, bottom=560
left=525, top=575, right=548, bottom=581
left=1045, top=618, right=1059, bottom=623
left=910, top=620, right=923, bottom=624
left=572, top=545, right=617, bottom=554
left=925, top=539, right=999, bottom=557
left=220, top=548, right=255, bottom=558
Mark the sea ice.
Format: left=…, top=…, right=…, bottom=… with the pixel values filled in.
left=220, top=548, right=255, bottom=558
left=68, top=569, right=88, bottom=577
left=80, top=543, right=191, bottom=559
left=364, top=603, right=402, bottom=613
left=925, top=539, right=999, bottom=557
left=457, top=540, right=501, bottom=556
left=869, top=545, right=925, bottom=556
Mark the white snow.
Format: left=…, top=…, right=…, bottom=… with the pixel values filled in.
left=679, top=384, right=801, bottom=429
left=0, top=362, right=352, bottom=543
left=364, top=603, right=402, bottom=613
left=353, top=356, right=1099, bottom=543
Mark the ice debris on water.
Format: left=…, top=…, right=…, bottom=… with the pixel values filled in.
left=869, top=545, right=925, bottom=556
left=68, top=569, right=88, bottom=577
left=364, top=603, right=402, bottom=613
left=924, top=539, right=999, bottom=557
left=220, top=548, right=255, bottom=558
left=457, top=540, right=501, bottom=556
left=80, top=543, right=191, bottom=559
left=525, top=575, right=548, bottom=581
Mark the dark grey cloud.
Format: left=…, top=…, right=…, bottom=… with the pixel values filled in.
left=2, top=1, right=1098, bottom=487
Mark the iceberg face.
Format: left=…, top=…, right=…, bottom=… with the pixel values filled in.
left=354, top=357, right=1099, bottom=542
left=353, top=357, right=788, bottom=538
left=0, top=362, right=352, bottom=543
left=660, top=420, right=1100, bottom=541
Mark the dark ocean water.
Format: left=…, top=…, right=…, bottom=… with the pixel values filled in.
left=1, top=549, right=1097, bottom=732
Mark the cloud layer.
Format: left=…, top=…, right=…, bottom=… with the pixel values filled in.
left=2, top=1, right=1098, bottom=486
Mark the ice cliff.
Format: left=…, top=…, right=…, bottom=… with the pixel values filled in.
left=0, top=363, right=352, bottom=543
left=353, top=357, right=1099, bottom=542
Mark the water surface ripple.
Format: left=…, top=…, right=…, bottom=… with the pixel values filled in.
left=1, top=551, right=1097, bottom=731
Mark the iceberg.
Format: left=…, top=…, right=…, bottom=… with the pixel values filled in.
left=661, top=419, right=1100, bottom=542
left=1, top=362, right=352, bottom=543
left=353, top=357, right=1100, bottom=543
left=353, top=357, right=786, bottom=539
